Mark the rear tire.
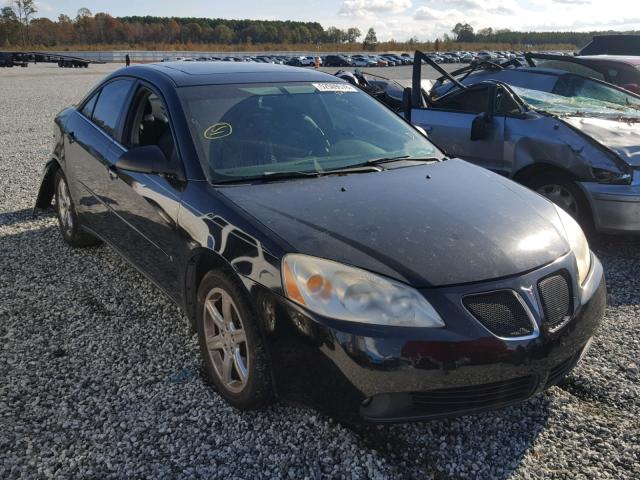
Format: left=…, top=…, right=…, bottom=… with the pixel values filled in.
left=526, top=172, right=593, bottom=232
left=196, top=270, right=273, bottom=410
left=54, top=170, right=100, bottom=247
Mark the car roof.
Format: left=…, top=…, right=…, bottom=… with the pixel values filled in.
left=122, top=62, right=339, bottom=87
left=576, top=55, right=640, bottom=65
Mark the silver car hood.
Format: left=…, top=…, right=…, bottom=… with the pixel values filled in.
left=562, top=116, right=640, bottom=167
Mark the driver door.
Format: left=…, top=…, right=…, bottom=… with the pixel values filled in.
left=410, top=85, right=506, bottom=174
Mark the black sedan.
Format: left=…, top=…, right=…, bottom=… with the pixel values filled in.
left=35, top=62, right=606, bottom=423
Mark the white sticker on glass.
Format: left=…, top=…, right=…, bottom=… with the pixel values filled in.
left=312, top=83, right=358, bottom=93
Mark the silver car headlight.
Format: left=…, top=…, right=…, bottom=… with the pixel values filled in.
left=282, top=254, right=444, bottom=328
left=554, top=206, right=591, bottom=285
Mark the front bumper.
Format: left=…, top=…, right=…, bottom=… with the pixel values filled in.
left=580, top=176, right=640, bottom=234
left=251, top=252, right=606, bottom=423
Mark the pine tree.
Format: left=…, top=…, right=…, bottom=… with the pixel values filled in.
left=362, top=27, right=377, bottom=51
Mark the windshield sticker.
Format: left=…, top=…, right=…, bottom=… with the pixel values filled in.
left=312, top=83, right=358, bottom=93
left=204, top=122, right=233, bottom=140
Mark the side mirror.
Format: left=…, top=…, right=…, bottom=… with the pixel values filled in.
left=116, top=145, right=182, bottom=178
left=470, top=112, right=493, bottom=141
left=471, top=85, right=497, bottom=141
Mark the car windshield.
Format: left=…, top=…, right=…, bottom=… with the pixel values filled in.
left=512, top=85, right=640, bottom=120
left=179, top=82, right=441, bottom=182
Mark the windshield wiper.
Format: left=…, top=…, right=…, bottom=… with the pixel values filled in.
left=212, top=157, right=441, bottom=185
left=322, top=157, right=429, bottom=175
left=260, top=170, right=321, bottom=181
left=362, top=155, right=442, bottom=168
left=365, top=155, right=411, bottom=165
left=212, top=170, right=320, bottom=185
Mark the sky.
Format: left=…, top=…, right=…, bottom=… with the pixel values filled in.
left=26, top=0, right=640, bottom=41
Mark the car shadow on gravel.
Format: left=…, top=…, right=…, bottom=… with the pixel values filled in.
left=0, top=208, right=40, bottom=226
left=346, top=396, right=552, bottom=479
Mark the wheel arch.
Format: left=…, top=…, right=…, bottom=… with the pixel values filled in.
left=513, top=162, right=595, bottom=230
left=185, top=247, right=279, bottom=397
left=33, top=157, right=62, bottom=212
left=184, top=248, right=241, bottom=331
left=513, top=162, right=581, bottom=185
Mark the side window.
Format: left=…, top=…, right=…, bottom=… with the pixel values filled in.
left=435, top=87, right=490, bottom=113
left=126, top=88, right=177, bottom=163
left=92, top=79, right=134, bottom=138
left=495, top=87, right=520, bottom=115
left=606, top=67, right=638, bottom=85
left=537, top=60, right=605, bottom=81
left=81, top=92, right=98, bottom=118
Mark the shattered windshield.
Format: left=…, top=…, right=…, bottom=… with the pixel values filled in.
left=512, top=86, right=640, bottom=120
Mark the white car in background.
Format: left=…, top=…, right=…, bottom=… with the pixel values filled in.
left=351, top=57, right=377, bottom=67
left=299, top=56, right=322, bottom=66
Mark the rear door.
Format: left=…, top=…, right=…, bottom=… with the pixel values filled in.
left=64, top=79, right=135, bottom=233
left=411, top=85, right=507, bottom=173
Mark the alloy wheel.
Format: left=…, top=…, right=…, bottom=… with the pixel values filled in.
left=536, top=184, right=579, bottom=218
left=202, top=288, right=249, bottom=394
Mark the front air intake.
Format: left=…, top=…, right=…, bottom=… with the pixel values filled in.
left=538, top=272, right=573, bottom=329
left=463, top=290, right=535, bottom=338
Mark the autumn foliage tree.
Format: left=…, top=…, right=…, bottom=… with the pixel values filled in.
left=1, top=5, right=638, bottom=51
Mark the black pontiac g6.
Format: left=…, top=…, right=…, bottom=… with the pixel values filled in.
left=35, top=62, right=606, bottom=423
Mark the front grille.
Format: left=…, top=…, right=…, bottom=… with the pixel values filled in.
left=411, top=375, right=537, bottom=413
left=538, top=272, right=572, bottom=329
left=463, top=290, right=534, bottom=338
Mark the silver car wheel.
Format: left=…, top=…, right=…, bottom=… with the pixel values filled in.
left=203, top=288, right=249, bottom=394
left=57, top=176, right=74, bottom=233
left=536, top=184, right=579, bottom=218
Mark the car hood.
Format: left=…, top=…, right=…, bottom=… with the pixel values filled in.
left=220, top=160, right=569, bottom=287
left=560, top=116, right=640, bottom=167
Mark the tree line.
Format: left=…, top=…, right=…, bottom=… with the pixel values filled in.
left=448, top=23, right=640, bottom=47
left=1, top=3, right=637, bottom=51
left=1, top=6, right=364, bottom=47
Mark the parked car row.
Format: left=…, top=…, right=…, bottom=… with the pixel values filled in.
left=158, top=51, right=573, bottom=67
left=161, top=53, right=413, bottom=67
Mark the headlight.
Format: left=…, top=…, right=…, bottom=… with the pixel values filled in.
left=554, top=206, right=591, bottom=285
left=592, top=167, right=632, bottom=185
left=282, top=254, right=444, bottom=328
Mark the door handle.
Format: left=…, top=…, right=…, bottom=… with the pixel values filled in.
left=67, top=131, right=76, bottom=144
left=107, top=165, right=119, bottom=180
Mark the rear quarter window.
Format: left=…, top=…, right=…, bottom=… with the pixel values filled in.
left=92, top=79, right=135, bottom=138
left=80, top=93, right=98, bottom=118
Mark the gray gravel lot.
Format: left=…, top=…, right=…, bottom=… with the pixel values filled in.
left=1, top=63, right=639, bottom=479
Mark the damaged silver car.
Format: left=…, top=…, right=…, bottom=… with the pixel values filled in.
left=341, top=52, right=640, bottom=234
left=410, top=51, right=640, bottom=234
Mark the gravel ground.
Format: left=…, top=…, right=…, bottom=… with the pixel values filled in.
left=1, top=63, right=639, bottom=480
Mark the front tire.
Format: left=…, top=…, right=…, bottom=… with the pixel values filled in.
left=197, top=270, right=273, bottom=410
left=54, top=170, right=100, bottom=247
